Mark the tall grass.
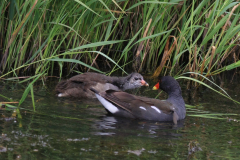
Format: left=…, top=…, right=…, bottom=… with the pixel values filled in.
left=1, top=0, right=239, bottom=79
left=152, top=1, right=240, bottom=78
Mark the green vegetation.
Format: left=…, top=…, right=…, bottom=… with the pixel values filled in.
left=0, top=0, right=240, bottom=109
left=1, top=0, right=240, bottom=78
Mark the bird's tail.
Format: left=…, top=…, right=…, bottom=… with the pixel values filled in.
left=89, top=88, right=100, bottom=94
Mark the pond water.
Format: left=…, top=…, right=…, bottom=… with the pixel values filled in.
left=0, top=75, right=240, bottom=159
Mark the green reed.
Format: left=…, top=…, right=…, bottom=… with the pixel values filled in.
left=1, top=0, right=239, bottom=78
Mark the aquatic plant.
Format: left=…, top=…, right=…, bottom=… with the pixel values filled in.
left=0, top=0, right=239, bottom=77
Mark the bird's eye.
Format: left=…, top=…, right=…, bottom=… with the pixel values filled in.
left=134, top=77, right=139, bottom=80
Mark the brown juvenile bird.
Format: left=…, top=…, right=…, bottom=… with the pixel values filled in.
left=55, top=72, right=149, bottom=99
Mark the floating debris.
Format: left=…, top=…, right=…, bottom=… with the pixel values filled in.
left=148, top=150, right=158, bottom=154
left=188, top=140, right=202, bottom=155
left=67, top=137, right=90, bottom=142
left=128, top=148, right=145, bottom=156
left=0, top=146, right=7, bottom=152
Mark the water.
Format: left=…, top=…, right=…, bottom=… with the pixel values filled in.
left=0, top=76, right=240, bottom=159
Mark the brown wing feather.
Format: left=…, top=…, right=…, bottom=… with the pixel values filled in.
left=100, top=90, right=175, bottom=115
left=105, top=90, right=138, bottom=102
left=55, top=73, right=109, bottom=97
left=139, top=98, right=175, bottom=113
left=69, top=72, right=110, bottom=84
left=100, top=91, right=133, bottom=113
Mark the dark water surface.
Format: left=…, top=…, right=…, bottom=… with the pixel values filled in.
left=0, top=76, right=240, bottom=159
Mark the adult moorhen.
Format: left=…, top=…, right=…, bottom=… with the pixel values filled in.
left=90, top=76, right=186, bottom=124
left=55, top=72, right=149, bottom=98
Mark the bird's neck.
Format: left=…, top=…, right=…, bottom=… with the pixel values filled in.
left=167, top=93, right=186, bottom=119
left=107, top=76, right=127, bottom=89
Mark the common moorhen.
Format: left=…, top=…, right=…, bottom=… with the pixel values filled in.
left=55, top=72, right=149, bottom=98
left=90, top=76, right=186, bottom=124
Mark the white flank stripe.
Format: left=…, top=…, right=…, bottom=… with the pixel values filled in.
left=58, top=93, right=63, bottom=97
left=95, top=94, right=119, bottom=113
left=139, top=106, right=146, bottom=111
left=151, top=106, right=161, bottom=113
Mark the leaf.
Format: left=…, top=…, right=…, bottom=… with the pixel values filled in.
left=47, top=58, right=104, bottom=73
left=18, top=73, right=42, bottom=107
left=70, top=40, right=125, bottom=52
left=134, top=30, right=173, bottom=45
left=74, top=0, right=101, bottom=17
left=30, top=84, right=35, bottom=112
left=226, top=60, right=240, bottom=70
left=98, top=0, right=116, bottom=20
left=5, top=104, right=17, bottom=109
left=126, top=1, right=176, bottom=11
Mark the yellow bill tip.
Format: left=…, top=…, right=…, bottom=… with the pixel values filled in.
left=152, top=86, right=158, bottom=90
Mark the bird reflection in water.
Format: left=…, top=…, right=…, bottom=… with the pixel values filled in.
left=92, top=115, right=185, bottom=138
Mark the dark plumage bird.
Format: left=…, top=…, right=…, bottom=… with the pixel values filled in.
left=55, top=72, right=149, bottom=99
left=90, top=76, right=186, bottom=124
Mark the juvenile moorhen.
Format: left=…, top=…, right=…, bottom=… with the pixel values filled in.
left=90, top=76, right=186, bottom=124
left=55, top=72, right=149, bottom=98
